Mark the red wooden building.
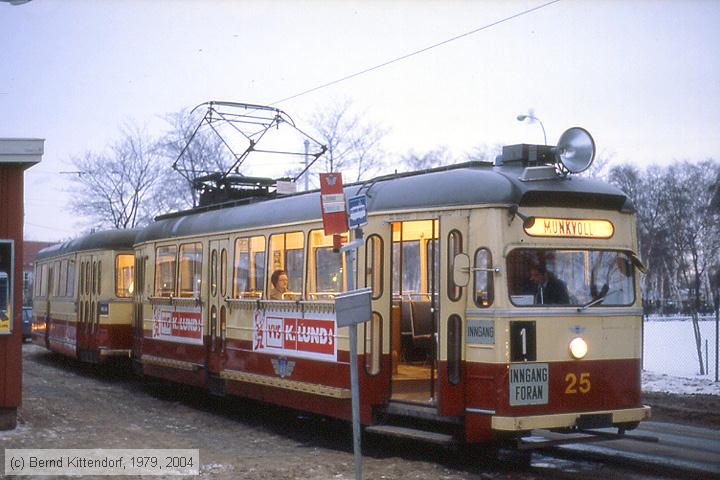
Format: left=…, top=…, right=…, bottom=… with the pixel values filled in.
left=0, top=138, right=43, bottom=430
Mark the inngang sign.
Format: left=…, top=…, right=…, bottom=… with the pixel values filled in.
left=524, top=218, right=614, bottom=239
left=253, top=309, right=337, bottom=362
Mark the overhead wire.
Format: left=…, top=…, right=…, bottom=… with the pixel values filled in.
left=269, top=0, right=562, bottom=106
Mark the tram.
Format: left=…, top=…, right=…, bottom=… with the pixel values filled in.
left=32, top=229, right=137, bottom=363
left=33, top=127, right=651, bottom=446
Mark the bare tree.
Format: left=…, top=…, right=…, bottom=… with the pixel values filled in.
left=661, top=159, right=720, bottom=373
left=306, top=99, right=388, bottom=184
left=68, top=126, right=165, bottom=230
left=157, top=109, right=235, bottom=209
left=401, top=146, right=455, bottom=171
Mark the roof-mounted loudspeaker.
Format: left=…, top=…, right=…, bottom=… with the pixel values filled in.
left=555, top=127, right=595, bottom=174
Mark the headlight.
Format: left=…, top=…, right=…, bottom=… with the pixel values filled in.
left=569, top=337, right=588, bottom=359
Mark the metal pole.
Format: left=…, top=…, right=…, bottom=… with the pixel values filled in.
left=303, top=139, right=309, bottom=191
left=715, top=304, right=719, bottom=382
left=343, top=228, right=362, bottom=480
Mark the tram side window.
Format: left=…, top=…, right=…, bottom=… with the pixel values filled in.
left=474, top=248, right=494, bottom=307
left=233, top=236, right=266, bottom=298
left=52, top=261, right=61, bottom=297
left=269, top=232, right=304, bottom=298
left=447, top=230, right=462, bottom=301
left=307, top=229, right=346, bottom=299
left=59, top=260, right=67, bottom=297
left=115, top=254, right=134, bottom=297
left=365, top=235, right=383, bottom=300
left=178, top=243, right=203, bottom=297
left=155, top=246, right=177, bottom=297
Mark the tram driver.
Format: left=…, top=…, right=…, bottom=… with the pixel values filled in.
left=529, top=264, right=570, bottom=305
left=269, top=269, right=293, bottom=300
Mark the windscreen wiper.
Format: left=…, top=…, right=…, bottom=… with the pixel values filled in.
left=577, top=289, right=620, bottom=312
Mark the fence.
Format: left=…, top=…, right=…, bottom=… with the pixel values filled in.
left=643, top=315, right=720, bottom=382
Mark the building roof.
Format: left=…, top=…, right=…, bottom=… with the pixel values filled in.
left=23, top=241, right=56, bottom=270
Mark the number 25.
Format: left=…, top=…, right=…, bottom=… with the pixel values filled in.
left=565, top=372, right=591, bottom=394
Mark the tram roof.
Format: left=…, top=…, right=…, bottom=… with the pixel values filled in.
left=136, top=161, right=632, bottom=243
left=36, top=228, right=140, bottom=261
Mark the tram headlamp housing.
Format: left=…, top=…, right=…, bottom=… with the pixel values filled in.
left=569, top=337, right=588, bottom=359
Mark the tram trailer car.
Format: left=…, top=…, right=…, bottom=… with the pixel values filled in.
left=126, top=147, right=649, bottom=446
left=32, top=229, right=137, bottom=363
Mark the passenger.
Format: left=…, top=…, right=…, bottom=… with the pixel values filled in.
left=269, top=269, right=292, bottom=300
left=529, top=265, right=569, bottom=305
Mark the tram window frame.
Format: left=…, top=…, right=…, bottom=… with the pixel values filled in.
left=154, top=245, right=177, bottom=297
left=447, top=230, right=462, bottom=302
left=85, top=262, right=90, bottom=295
left=115, top=254, right=135, bottom=298
left=473, top=248, right=494, bottom=308
left=365, top=234, right=383, bottom=300
left=211, top=249, right=218, bottom=297
left=52, top=262, right=61, bottom=297
left=233, top=235, right=266, bottom=299
left=364, top=312, right=382, bottom=375
left=67, top=260, right=76, bottom=298
left=59, top=260, right=67, bottom=297
left=268, top=231, right=304, bottom=299
left=447, top=314, right=462, bottom=384
left=307, top=229, right=346, bottom=299
left=92, top=261, right=97, bottom=296
left=220, top=248, right=228, bottom=298
left=178, top=242, right=203, bottom=298
left=78, top=262, right=84, bottom=297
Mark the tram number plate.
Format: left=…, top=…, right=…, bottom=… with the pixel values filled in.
left=509, top=363, right=549, bottom=406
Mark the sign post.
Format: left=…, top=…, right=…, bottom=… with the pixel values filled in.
left=336, top=238, right=370, bottom=480
left=319, top=172, right=370, bottom=479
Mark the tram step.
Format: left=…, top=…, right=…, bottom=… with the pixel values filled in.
left=365, top=425, right=456, bottom=446
left=385, top=402, right=463, bottom=425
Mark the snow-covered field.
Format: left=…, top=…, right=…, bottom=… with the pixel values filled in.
left=643, top=318, right=720, bottom=395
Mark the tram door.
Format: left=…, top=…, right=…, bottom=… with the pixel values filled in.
left=207, top=239, right=229, bottom=373
left=438, top=213, right=469, bottom=416
left=77, top=254, right=99, bottom=356
left=390, top=219, right=439, bottom=405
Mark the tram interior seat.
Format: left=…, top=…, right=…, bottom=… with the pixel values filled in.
left=398, top=295, right=435, bottom=361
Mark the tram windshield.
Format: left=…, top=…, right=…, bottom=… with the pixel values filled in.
left=507, top=249, right=635, bottom=307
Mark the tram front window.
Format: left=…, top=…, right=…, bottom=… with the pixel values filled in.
left=507, top=249, right=635, bottom=307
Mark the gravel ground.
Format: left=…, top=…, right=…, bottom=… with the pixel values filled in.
left=2, top=344, right=717, bottom=480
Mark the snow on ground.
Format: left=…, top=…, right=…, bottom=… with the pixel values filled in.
left=643, top=318, right=720, bottom=395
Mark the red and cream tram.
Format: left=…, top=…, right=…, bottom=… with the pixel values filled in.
left=127, top=132, right=649, bottom=445
left=32, top=229, right=137, bottom=363
left=33, top=129, right=650, bottom=446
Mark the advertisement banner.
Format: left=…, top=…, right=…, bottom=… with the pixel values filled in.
left=253, top=308, right=337, bottom=362
left=151, top=305, right=203, bottom=345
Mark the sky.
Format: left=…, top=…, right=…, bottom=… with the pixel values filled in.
left=1, top=0, right=719, bottom=242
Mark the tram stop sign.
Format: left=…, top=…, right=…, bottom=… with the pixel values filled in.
left=347, top=194, right=368, bottom=229
left=335, top=288, right=372, bottom=328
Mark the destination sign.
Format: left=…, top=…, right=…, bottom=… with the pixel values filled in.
left=524, top=218, right=614, bottom=239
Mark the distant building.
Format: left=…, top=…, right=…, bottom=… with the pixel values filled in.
left=23, top=241, right=54, bottom=306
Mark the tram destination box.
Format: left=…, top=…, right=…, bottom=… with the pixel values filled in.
left=502, top=144, right=554, bottom=164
